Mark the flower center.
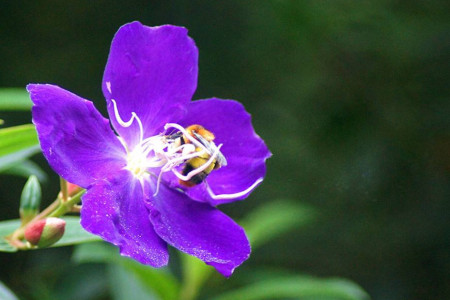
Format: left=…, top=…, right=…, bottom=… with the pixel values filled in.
left=111, top=99, right=225, bottom=187
left=125, top=144, right=156, bottom=178
left=127, top=149, right=146, bottom=177
left=109, top=95, right=261, bottom=200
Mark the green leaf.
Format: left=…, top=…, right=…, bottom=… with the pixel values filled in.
left=0, top=219, right=20, bottom=252
left=0, top=88, right=32, bottom=111
left=0, top=281, right=19, bottom=300
left=0, top=124, right=40, bottom=171
left=108, top=264, right=158, bottom=300
left=211, top=275, right=370, bottom=300
left=1, top=160, right=48, bottom=183
left=242, top=200, right=316, bottom=248
left=51, top=264, right=109, bottom=300
left=0, top=216, right=100, bottom=252
left=53, top=216, right=101, bottom=247
left=73, top=242, right=180, bottom=300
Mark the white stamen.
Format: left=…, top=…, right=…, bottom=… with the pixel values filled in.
left=172, top=144, right=223, bottom=181
left=161, top=148, right=205, bottom=172
left=106, top=81, right=112, bottom=94
left=153, top=170, right=164, bottom=197
left=206, top=177, right=264, bottom=200
left=164, top=123, right=210, bottom=154
left=153, top=144, right=206, bottom=196
left=111, top=99, right=144, bottom=142
left=117, top=136, right=128, bottom=151
left=181, top=143, right=196, bottom=156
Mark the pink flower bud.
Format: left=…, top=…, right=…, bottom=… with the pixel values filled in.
left=24, top=217, right=66, bottom=248
left=67, top=182, right=82, bottom=196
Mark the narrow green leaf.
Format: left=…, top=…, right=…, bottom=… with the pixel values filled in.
left=0, top=281, right=19, bottom=300
left=73, top=242, right=179, bottom=300
left=0, top=124, right=40, bottom=171
left=242, top=200, right=316, bottom=248
left=1, top=160, right=48, bottom=183
left=211, top=275, right=370, bottom=300
left=0, top=88, right=32, bottom=111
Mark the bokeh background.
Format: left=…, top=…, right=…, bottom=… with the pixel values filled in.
left=0, top=1, right=449, bottom=299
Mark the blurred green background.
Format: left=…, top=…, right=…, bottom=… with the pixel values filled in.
left=0, top=1, right=449, bottom=299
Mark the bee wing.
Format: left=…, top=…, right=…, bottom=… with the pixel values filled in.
left=167, top=131, right=183, bottom=141
left=193, top=132, right=227, bottom=167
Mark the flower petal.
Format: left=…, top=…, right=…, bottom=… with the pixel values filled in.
left=166, top=98, right=271, bottom=205
left=147, top=182, right=251, bottom=277
left=81, top=170, right=169, bottom=267
left=102, top=21, right=198, bottom=148
left=28, top=84, right=126, bottom=189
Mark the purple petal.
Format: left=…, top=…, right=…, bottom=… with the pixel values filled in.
left=28, top=84, right=127, bottom=189
left=165, top=98, right=271, bottom=205
left=147, top=182, right=250, bottom=277
left=81, top=170, right=169, bottom=267
left=102, top=21, right=198, bottom=148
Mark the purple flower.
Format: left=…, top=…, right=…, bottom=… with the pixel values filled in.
left=27, top=21, right=270, bottom=276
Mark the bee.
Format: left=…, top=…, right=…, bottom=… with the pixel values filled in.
left=168, top=125, right=227, bottom=187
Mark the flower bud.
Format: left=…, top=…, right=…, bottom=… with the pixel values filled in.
left=67, top=182, right=82, bottom=196
left=20, top=175, right=41, bottom=224
left=24, top=217, right=66, bottom=248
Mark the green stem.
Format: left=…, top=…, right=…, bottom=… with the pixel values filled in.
left=48, top=190, right=85, bottom=217
left=179, top=284, right=198, bottom=300
left=60, top=177, right=68, bottom=202
left=178, top=254, right=213, bottom=300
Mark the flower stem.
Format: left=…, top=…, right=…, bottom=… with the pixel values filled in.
left=178, top=254, right=213, bottom=300
left=178, top=284, right=198, bottom=300
left=48, top=190, right=85, bottom=217
left=60, top=177, right=68, bottom=202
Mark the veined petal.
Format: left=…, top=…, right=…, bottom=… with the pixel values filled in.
left=103, top=21, right=198, bottom=148
left=147, top=183, right=250, bottom=277
left=81, top=170, right=169, bottom=267
left=167, top=98, right=271, bottom=205
left=28, top=84, right=126, bottom=188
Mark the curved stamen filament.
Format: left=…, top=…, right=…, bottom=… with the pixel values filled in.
left=172, top=144, right=223, bottom=182
left=106, top=81, right=112, bottom=94
left=111, top=99, right=144, bottom=143
left=164, top=123, right=210, bottom=154
left=161, top=148, right=204, bottom=172
left=206, top=177, right=264, bottom=200
left=153, top=145, right=204, bottom=196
